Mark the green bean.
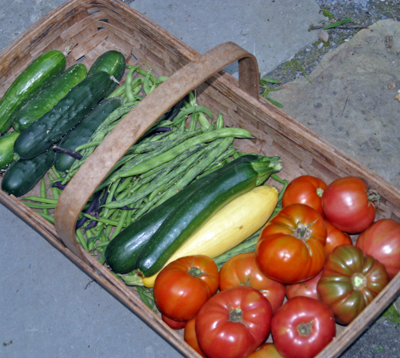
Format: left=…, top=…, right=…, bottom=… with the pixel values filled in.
left=198, top=112, right=211, bottom=128
left=110, top=209, right=128, bottom=240
left=51, top=166, right=61, bottom=179
left=23, top=197, right=59, bottom=204
left=39, top=177, right=49, bottom=215
left=124, top=66, right=137, bottom=104
left=47, top=172, right=60, bottom=200
left=74, top=141, right=103, bottom=152
left=101, top=178, right=121, bottom=219
left=216, top=111, right=224, bottom=129
left=37, top=211, right=55, bottom=224
left=172, top=106, right=213, bottom=126
left=76, top=229, right=89, bottom=252
left=24, top=202, right=57, bottom=210
left=115, top=177, right=133, bottom=195
left=105, top=209, right=121, bottom=237
left=120, top=127, right=253, bottom=178
left=82, top=213, right=123, bottom=227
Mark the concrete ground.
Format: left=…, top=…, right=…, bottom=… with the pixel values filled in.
left=1, top=1, right=399, bottom=357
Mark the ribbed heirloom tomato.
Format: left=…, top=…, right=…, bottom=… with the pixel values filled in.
left=256, top=203, right=327, bottom=284
left=219, top=252, right=285, bottom=313
left=153, top=255, right=219, bottom=321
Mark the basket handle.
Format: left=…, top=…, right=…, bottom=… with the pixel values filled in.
left=54, top=42, right=259, bottom=262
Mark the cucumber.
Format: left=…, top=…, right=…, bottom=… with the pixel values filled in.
left=0, top=50, right=66, bottom=134
left=88, top=50, right=126, bottom=96
left=14, top=71, right=116, bottom=160
left=54, top=97, right=123, bottom=172
left=135, top=154, right=282, bottom=277
left=0, top=131, right=20, bottom=171
left=1, top=149, right=55, bottom=197
left=12, top=63, right=87, bottom=132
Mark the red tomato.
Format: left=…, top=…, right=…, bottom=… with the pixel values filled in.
left=325, top=220, right=352, bottom=255
left=282, top=175, right=327, bottom=215
left=285, top=270, right=323, bottom=301
left=356, top=219, right=400, bottom=279
left=317, top=245, right=389, bottom=325
left=219, top=252, right=285, bottom=313
left=153, top=255, right=219, bottom=321
left=246, top=343, right=284, bottom=358
left=196, top=286, right=272, bottom=358
left=184, top=317, right=207, bottom=358
left=271, top=297, right=336, bottom=358
left=161, top=314, right=186, bottom=330
left=256, top=203, right=327, bottom=284
left=321, top=176, right=378, bottom=233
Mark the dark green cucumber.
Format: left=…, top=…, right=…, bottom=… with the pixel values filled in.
left=88, top=50, right=126, bottom=96
left=14, top=71, right=116, bottom=160
left=12, top=63, right=87, bottom=132
left=136, top=154, right=282, bottom=277
left=54, top=97, right=123, bottom=172
left=0, top=50, right=66, bottom=134
left=0, top=131, right=20, bottom=170
left=1, top=150, right=55, bottom=197
left=104, top=155, right=262, bottom=274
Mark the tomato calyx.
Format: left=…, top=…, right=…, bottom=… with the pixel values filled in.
left=297, top=321, right=313, bottom=337
left=188, top=266, right=203, bottom=278
left=316, top=188, right=324, bottom=197
left=367, top=189, right=380, bottom=206
left=292, top=221, right=315, bottom=243
left=228, top=307, right=244, bottom=323
left=352, top=273, right=367, bottom=290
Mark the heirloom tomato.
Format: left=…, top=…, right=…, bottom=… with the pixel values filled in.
left=161, top=314, right=186, bottom=330
left=271, top=297, right=336, bottom=358
left=356, top=219, right=400, bottom=279
left=219, top=252, right=285, bottom=313
left=324, top=220, right=352, bottom=255
left=196, top=286, right=272, bottom=358
left=246, top=343, right=284, bottom=358
left=317, top=245, right=389, bottom=325
left=153, top=255, right=219, bottom=321
left=321, top=176, right=378, bottom=233
left=282, top=175, right=327, bottom=215
left=256, top=203, right=327, bottom=284
left=184, top=317, right=207, bottom=358
left=285, top=270, right=323, bottom=300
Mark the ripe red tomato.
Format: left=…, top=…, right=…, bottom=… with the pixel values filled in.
left=153, top=255, right=219, bottom=321
left=271, top=296, right=336, bottom=358
left=196, top=286, right=272, bottom=358
left=256, top=203, right=327, bottom=284
left=246, top=343, right=284, bottom=358
left=282, top=175, right=327, bottom=215
left=356, top=219, right=400, bottom=279
left=317, top=245, right=389, bottom=325
left=325, top=220, right=352, bottom=255
left=161, top=314, right=186, bottom=330
left=219, top=252, right=285, bottom=313
left=184, top=317, right=207, bottom=358
left=285, top=270, right=323, bottom=301
left=321, top=176, right=378, bottom=233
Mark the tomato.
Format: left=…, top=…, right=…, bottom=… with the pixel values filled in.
left=285, top=270, right=323, bottom=301
left=184, top=317, right=207, bottom=358
left=246, top=343, right=284, bottom=358
left=317, top=245, right=389, bottom=325
left=321, top=176, right=378, bottom=233
left=271, top=296, right=336, bottom=358
left=324, top=220, right=352, bottom=255
left=356, top=219, right=400, bottom=279
left=282, top=175, right=327, bottom=215
left=256, top=203, right=327, bottom=284
left=161, top=314, right=186, bottom=330
left=153, top=255, right=219, bottom=321
left=196, top=286, right=272, bottom=358
left=219, top=252, right=285, bottom=313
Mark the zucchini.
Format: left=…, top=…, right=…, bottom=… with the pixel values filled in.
left=12, top=63, right=87, bottom=132
left=1, top=149, right=55, bottom=197
left=141, top=185, right=279, bottom=287
left=105, top=154, right=262, bottom=274
left=88, top=50, right=126, bottom=96
left=14, top=71, right=116, bottom=160
left=54, top=97, right=123, bottom=172
left=0, top=50, right=66, bottom=133
left=0, top=131, right=20, bottom=171
left=136, top=154, right=282, bottom=277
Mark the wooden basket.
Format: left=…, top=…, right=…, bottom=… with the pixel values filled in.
left=1, top=0, right=400, bottom=357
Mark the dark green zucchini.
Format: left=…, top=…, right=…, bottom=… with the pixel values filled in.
left=88, top=50, right=126, bottom=96
left=12, top=63, right=87, bottom=132
left=0, top=50, right=66, bottom=134
left=14, top=71, right=116, bottom=160
left=54, top=97, right=123, bottom=172
left=1, top=150, right=55, bottom=197
left=0, top=131, right=20, bottom=171
left=135, top=155, right=282, bottom=277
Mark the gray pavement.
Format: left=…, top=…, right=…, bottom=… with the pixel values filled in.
left=0, top=1, right=399, bottom=358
